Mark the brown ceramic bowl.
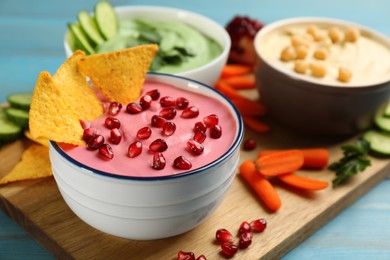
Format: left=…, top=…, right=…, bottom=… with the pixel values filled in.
left=254, top=17, right=390, bottom=135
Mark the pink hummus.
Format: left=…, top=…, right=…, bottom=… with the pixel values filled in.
left=60, top=80, right=237, bottom=178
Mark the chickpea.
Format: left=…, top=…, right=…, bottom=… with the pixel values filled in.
left=291, top=35, right=311, bottom=48
left=306, top=24, right=319, bottom=37
left=309, top=62, right=327, bottom=78
left=294, top=60, right=309, bottom=74
left=338, top=67, right=353, bottom=82
left=280, top=46, right=297, bottom=62
left=295, top=45, right=309, bottom=59
left=344, top=26, right=360, bottom=42
left=313, top=47, right=328, bottom=60
left=328, top=26, right=343, bottom=43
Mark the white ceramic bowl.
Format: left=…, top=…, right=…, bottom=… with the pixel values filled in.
left=49, top=73, right=244, bottom=240
left=64, top=6, right=231, bottom=87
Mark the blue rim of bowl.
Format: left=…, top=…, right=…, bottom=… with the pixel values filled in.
left=50, top=72, right=244, bottom=182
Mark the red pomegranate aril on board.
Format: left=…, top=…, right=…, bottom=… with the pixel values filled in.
left=126, top=102, right=143, bottom=114
left=173, top=156, right=192, bottom=170
left=108, top=102, right=122, bottom=116
left=104, top=117, right=121, bottom=129
left=243, top=139, right=257, bottom=151
left=250, top=218, right=267, bottom=233
left=99, top=144, right=114, bottom=160
left=177, top=250, right=195, bottom=260
left=159, top=107, right=177, bottom=120
left=194, top=121, right=207, bottom=133
left=162, top=122, right=176, bottom=136
left=149, top=139, right=168, bottom=152
left=221, top=242, right=238, bottom=257
left=239, top=221, right=252, bottom=234
left=238, top=232, right=253, bottom=249
left=196, top=255, right=207, bottom=260
left=193, top=130, right=206, bottom=143
left=203, top=114, right=219, bottom=127
left=187, top=139, right=204, bottom=155
left=160, top=96, right=176, bottom=107
left=137, top=126, right=152, bottom=140
left=87, top=135, right=104, bottom=150
left=140, top=94, right=152, bottom=110
left=215, top=229, right=233, bottom=244
left=109, top=128, right=122, bottom=144
left=79, top=119, right=91, bottom=130
left=176, top=97, right=189, bottom=110
left=151, top=115, right=167, bottom=128
left=152, top=152, right=166, bottom=170
left=181, top=106, right=199, bottom=118
left=128, top=141, right=142, bottom=158
left=83, top=127, right=97, bottom=143
left=210, top=124, right=222, bottom=138
left=145, top=89, right=160, bottom=100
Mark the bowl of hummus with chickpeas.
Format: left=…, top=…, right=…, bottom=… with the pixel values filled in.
left=254, top=17, right=390, bottom=135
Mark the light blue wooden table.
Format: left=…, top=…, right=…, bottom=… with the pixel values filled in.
left=1, top=0, right=390, bottom=259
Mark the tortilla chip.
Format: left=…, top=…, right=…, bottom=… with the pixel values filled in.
left=24, top=129, right=49, bottom=147
left=78, top=44, right=158, bottom=104
left=29, top=51, right=103, bottom=145
left=0, top=144, right=51, bottom=185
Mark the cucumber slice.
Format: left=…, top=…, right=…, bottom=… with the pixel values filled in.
left=374, top=103, right=390, bottom=132
left=68, top=23, right=96, bottom=55
left=95, top=1, right=118, bottom=40
left=0, top=108, right=22, bottom=141
left=78, top=10, right=105, bottom=45
left=5, top=107, right=29, bottom=128
left=7, top=92, right=32, bottom=110
left=384, top=100, right=390, bottom=117
left=363, top=130, right=390, bottom=156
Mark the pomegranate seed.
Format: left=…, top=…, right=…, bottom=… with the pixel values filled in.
left=195, top=255, right=207, bottom=260
left=176, top=97, right=189, bottom=110
left=109, top=128, right=122, bottom=144
left=194, top=121, right=207, bottom=133
left=108, top=102, right=122, bottom=116
left=210, top=124, right=222, bottom=139
left=159, top=107, right=177, bottom=120
left=187, top=139, right=204, bottom=155
left=152, top=152, right=166, bottom=170
left=162, top=122, right=176, bottom=136
left=145, top=89, right=160, bottom=100
left=140, top=94, right=152, bottom=110
left=79, top=119, right=91, bottom=130
left=238, top=221, right=251, bottom=234
left=193, top=130, right=206, bottom=143
left=151, top=115, right=167, bottom=128
left=181, top=106, right=199, bottom=118
left=83, top=127, right=97, bottom=143
left=137, top=126, right=152, bottom=140
left=250, top=218, right=267, bottom=233
left=215, top=229, right=233, bottom=244
left=173, top=156, right=192, bottom=170
left=238, top=232, right=253, bottom=249
left=128, top=141, right=142, bottom=158
left=126, top=102, right=143, bottom=114
left=104, top=117, right=121, bottom=129
left=160, top=96, right=175, bottom=107
left=99, top=144, right=114, bottom=160
left=203, top=114, right=219, bottom=127
left=87, top=135, right=104, bottom=150
left=221, top=242, right=238, bottom=257
left=177, top=251, right=195, bottom=260
left=149, top=139, right=168, bottom=152
left=243, top=139, right=257, bottom=151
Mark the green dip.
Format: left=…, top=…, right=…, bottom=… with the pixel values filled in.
left=95, top=19, right=223, bottom=73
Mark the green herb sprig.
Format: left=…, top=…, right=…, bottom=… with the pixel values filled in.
left=329, top=139, right=371, bottom=187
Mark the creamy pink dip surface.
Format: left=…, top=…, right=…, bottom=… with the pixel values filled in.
left=60, top=81, right=237, bottom=178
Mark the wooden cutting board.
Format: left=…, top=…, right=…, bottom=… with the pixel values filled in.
left=1, top=122, right=390, bottom=260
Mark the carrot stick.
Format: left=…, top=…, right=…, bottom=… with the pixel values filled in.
left=239, top=160, right=281, bottom=211
left=220, top=64, right=252, bottom=78
left=277, top=173, right=329, bottom=191
left=215, top=79, right=243, bottom=100
left=222, top=74, right=256, bottom=89
left=255, top=150, right=304, bottom=176
left=243, top=116, right=270, bottom=133
left=257, top=148, right=329, bottom=169
left=232, top=98, right=267, bottom=117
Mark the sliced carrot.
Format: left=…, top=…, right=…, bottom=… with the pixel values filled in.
left=243, top=116, right=270, bottom=133
left=220, top=64, right=252, bottom=78
left=232, top=98, right=267, bottom=117
left=222, top=74, right=256, bottom=89
left=255, top=149, right=304, bottom=176
left=257, top=148, right=329, bottom=169
left=215, top=80, right=243, bottom=100
left=277, top=173, right=329, bottom=191
left=239, top=160, right=281, bottom=211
